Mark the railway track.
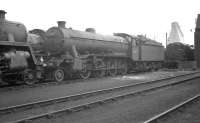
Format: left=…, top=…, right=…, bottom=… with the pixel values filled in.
left=144, top=94, right=200, bottom=123
left=0, top=72, right=199, bottom=123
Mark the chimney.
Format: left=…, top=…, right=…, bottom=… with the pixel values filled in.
left=0, top=10, right=6, bottom=20
left=57, top=21, right=66, bottom=28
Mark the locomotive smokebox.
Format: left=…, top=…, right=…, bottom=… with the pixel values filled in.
left=0, top=10, right=6, bottom=19
left=57, top=21, right=66, bottom=28
left=195, top=14, right=200, bottom=69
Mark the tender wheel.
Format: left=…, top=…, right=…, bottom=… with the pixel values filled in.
left=150, top=63, right=156, bottom=72
left=119, top=62, right=128, bottom=75
left=53, top=68, right=65, bottom=82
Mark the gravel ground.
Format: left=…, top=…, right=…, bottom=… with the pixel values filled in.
left=157, top=96, right=200, bottom=123
left=1, top=72, right=197, bottom=122
left=0, top=71, right=193, bottom=108
left=31, top=77, right=200, bottom=123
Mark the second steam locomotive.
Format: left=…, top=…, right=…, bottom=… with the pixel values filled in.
left=0, top=10, right=165, bottom=84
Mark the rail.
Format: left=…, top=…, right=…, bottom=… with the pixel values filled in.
left=143, top=94, right=200, bottom=123
left=0, top=72, right=199, bottom=123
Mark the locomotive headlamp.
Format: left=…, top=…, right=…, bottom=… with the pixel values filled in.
left=40, top=56, right=44, bottom=62
left=42, top=63, right=47, bottom=67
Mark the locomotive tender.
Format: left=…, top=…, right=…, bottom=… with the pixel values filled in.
left=0, top=10, right=165, bottom=84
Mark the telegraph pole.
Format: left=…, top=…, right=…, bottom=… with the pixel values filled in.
left=165, top=32, right=168, bottom=48
left=195, top=14, right=200, bottom=69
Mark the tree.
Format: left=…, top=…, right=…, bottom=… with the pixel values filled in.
left=165, top=42, right=194, bottom=61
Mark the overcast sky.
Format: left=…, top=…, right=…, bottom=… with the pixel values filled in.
left=2, top=0, right=200, bottom=46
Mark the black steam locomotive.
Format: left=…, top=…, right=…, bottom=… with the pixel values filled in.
left=0, top=10, right=43, bottom=84
left=0, top=10, right=165, bottom=85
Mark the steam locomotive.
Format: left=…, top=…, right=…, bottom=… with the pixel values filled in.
left=0, top=10, right=43, bottom=84
left=0, top=10, right=165, bottom=84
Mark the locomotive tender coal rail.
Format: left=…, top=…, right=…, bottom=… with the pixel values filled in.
left=144, top=94, right=200, bottom=123
left=0, top=72, right=199, bottom=123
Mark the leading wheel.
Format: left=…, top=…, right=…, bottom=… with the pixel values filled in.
left=53, top=68, right=65, bottom=82
left=23, top=70, right=36, bottom=85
